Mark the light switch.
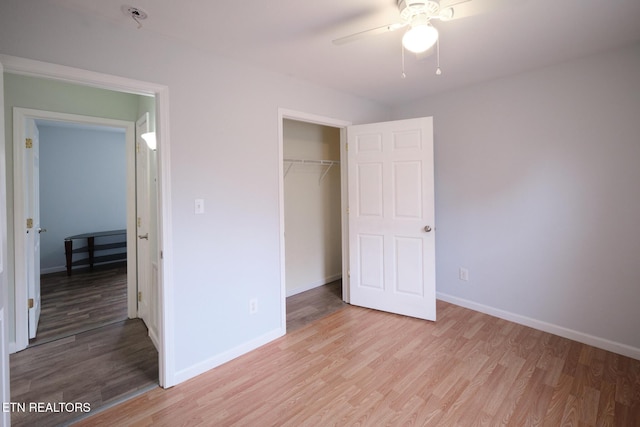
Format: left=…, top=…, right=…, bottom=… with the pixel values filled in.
left=194, top=199, right=205, bottom=214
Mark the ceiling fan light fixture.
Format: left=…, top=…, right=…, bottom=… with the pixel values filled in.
left=402, top=23, right=438, bottom=53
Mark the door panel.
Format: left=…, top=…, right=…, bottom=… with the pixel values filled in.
left=348, top=117, right=436, bottom=321
left=393, top=161, right=422, bottom=218
left=359, top=234, right=384, bottom=289
left=395, top=236, right=424, bottom=295
left=357, top=163, right=383, bottom=217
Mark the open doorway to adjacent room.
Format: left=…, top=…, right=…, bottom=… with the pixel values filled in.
left=6, top=71, right=162, bottom=426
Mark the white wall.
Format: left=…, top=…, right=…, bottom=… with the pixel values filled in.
left=283, top=120, right=342, bottom=296
left=0, top=0, right=390, bottom=383
left=393, top=43, right=640, bottom=357
left=38, top=125, right=127, bottom=273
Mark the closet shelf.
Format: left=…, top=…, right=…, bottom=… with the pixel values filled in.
left=283, top=158, right=340, bottom=183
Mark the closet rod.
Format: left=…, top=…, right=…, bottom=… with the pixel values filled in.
left=283, top=158, right=340, bottom=183
left=283, top=158, right=340, bottom=165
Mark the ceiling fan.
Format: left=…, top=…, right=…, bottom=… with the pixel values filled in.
left=333, top=0, right=484, bottom=76
left=333, top=0, right=471, bottom=53
left=334, top=1, right=460, bottom=51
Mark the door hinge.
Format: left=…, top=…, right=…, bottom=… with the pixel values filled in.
left=28, top=298, right=34, bottom=309
left=160, top=250, right=163, bottom=259
left=136, top=142, right=141, bottom=153
left=138, top=291, right=142, bottom=302
left=26, top=218, right=33, bottom=229
left=25, top=138, right=33, bottom=148
left=345, top=142, right=348, bottom=152
left=346, top=207, right=350, bottom=215
left=137, top=217, right=142, bottom=227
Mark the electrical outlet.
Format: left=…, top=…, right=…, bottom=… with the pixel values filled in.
left=249, top=298, right=258, bottom=314
left=459, top=267, right=469, bottom=282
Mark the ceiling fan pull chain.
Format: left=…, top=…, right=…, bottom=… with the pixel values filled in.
left=401, top=43, right=407, bottom=78
left=435, top=38, right=442, bottom=75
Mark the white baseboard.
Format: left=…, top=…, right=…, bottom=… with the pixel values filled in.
left=286, top=274, right=342, bottom=297
left=149, top=328, right=160, bottom=352
left=40, top=265, right=66, bottom=275
left=173, top=327, right=285, bottom=385
left=437, top=292, right=640, bottom=361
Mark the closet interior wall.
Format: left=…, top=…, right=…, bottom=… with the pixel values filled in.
left=283, top=119, right=342, bottom=297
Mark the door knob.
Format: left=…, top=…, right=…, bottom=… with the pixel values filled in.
left=38, top=228, right=47, bottom=234
left=138, top=233, right=149, bottom=240
left=424, top=225, right=432, bottom=233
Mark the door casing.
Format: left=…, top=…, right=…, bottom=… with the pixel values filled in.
left=0, top=59, right=12, bottom=427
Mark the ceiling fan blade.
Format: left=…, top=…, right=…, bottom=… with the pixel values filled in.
left=440, top=0, right=473, bottom=9
left=438, top=0, right=509, bottom=21
left=432, top=0, right=471, bottom=21
left=332, top=22, right=407, bottom=46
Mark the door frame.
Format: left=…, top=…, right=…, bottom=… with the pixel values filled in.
left=0, top=59, right=11, bottom=427
left=12, top=108, right=138, bottom=352
left=277, top=108, right=351, bottom=331
left=1, top=54, right=176, bottom=388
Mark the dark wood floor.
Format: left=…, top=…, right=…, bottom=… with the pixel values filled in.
left=32, top=263, right=129, bottom=346
left=286, top=279, right=346, bottom=332
left=10, top=264, right=158, bottom=427
left=11, top=319, right=158, bottom=427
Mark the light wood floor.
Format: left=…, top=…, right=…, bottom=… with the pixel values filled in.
left=74, top=299, right=640, bottom=426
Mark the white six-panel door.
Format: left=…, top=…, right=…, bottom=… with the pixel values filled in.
left=348, top=117, right=436, bottom=320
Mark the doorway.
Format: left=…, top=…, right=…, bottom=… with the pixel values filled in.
left=31, top=118, right=131, bottom=345
left=0, top=54, right=173, bottom=388
left=8, top=103, right=160, bottom=424
left=278, top=110, right=352, bottom=331
left=12, top=108, right=139, bottom=350
left=279, top=111, right=438, bottom=331
left=283, top=119, right=345, bottom=329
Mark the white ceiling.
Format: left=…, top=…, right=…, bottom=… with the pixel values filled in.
left=51, top=0, right=640, bottom=107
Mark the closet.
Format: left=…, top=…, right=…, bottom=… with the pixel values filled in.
left=283, top=119, right=342, bottom=297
